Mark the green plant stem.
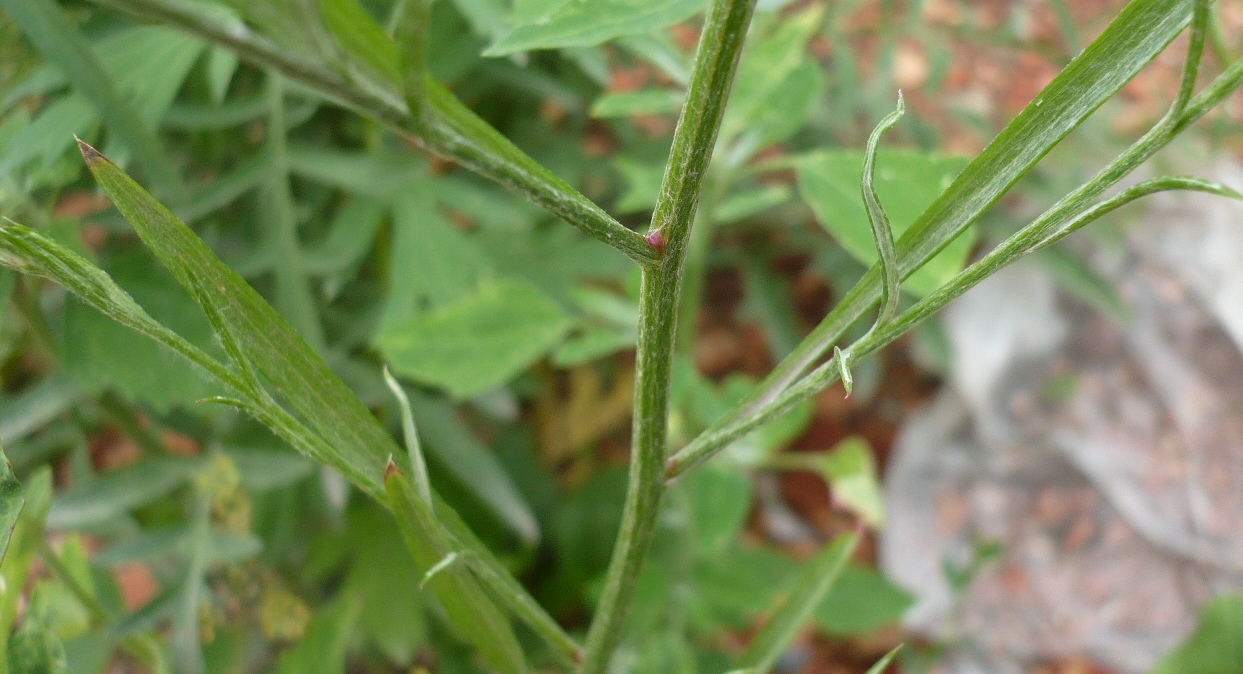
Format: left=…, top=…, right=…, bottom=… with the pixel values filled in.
left=87, top=0, right=659, bottom=266
left=666, top=0, right=1198, bottom=475
left=578, top=1, right=756, bottom=671
left=671, top=32, right=1243, bottom=480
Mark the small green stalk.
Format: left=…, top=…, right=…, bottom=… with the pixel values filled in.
left=670, top=0, right=1236, bottom=478
left=579, top=0, right=757, bottom=671
left=89, top=0, right=660, bottom=266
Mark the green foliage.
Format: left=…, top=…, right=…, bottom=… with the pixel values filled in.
left=378, top=279, right=573, bottom=398
left=796, top=149, right=971, bottom=296
left=487, top=0, right=705, bottom=55
left=0, top=0, right=1239, bottom=672
left=1151, top=595, right=1243, bottom=674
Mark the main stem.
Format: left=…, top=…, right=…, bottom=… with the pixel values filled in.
left=579, top=0, right=756, bottom=671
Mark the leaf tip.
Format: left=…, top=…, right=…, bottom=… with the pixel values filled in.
left=76, top=137, right=104, bottom=164
left=384, top=455, right=403, bottom=481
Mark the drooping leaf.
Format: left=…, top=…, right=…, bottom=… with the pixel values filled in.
left=486, top=0, right=705, bottom=55
left=796, top=149, right=972, bottom=296
left=378, top=278, right=573, bottom=399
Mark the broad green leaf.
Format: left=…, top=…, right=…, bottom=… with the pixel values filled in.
left=62, top=250, right=220, bottom=412
left=0, top=441, right=22, bottom=564
left=813, top=564, right=913, bottom=636
left=816, top=437, right=884, bottom=528
left=7, top=597, right=68, bottom=674
left=0, top=469, right=52, bottom=667
left=272, top=595, right=360, bottom=674
left=590, top=89, right=683, bottom=118
left=385, top=467, right=528, bottom=674
left=378, top=278, right=573, bottom=398
left=95, top=527, right=261, bottom=567
left=684, top=466, right=750, bottom=554
left=485, top=0, right=705, bottom=55
left=738, top=533, right=858, bottom=673
left=1150, top=595, right=1243, bottom=674
left=80, top=142, right=404, bottom=500
left=796, top=150, right=972, bottom=296
left=692, top=544, right=797, bottom=630
left=384, top=187, right=491, bottom=328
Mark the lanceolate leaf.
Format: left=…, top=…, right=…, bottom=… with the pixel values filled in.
left=79, top=141, right=403, bottom=500
left=384, top=466, right=529, bottom=674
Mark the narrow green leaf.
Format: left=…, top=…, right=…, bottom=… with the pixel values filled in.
left=0, top=442, right=23, bottom=565
left=860, top=94, right=904, bottom=332
left=384, top=465, right=528, bottom=674
left=383, top=369, right=432, bottom=505
left=485, top=0, right=705, bottom=55
left=862, top=646, right=902, bottom=674
left=47, top=458, right=198, bottom=530
left=79, top=141, right=403, bottom=500
left=738, top=532, right=859, bottom=674
left=0, top=221, right=241, bottom=395
left=318, top=0, right=401, bottom=84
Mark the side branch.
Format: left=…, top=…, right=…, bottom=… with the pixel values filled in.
left=87, top=0, right=659, bottom=266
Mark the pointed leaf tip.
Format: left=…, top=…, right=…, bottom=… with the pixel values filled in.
left=76, top=137, right=103, bottom=163
left=384, top=456, right=402, bottom=480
